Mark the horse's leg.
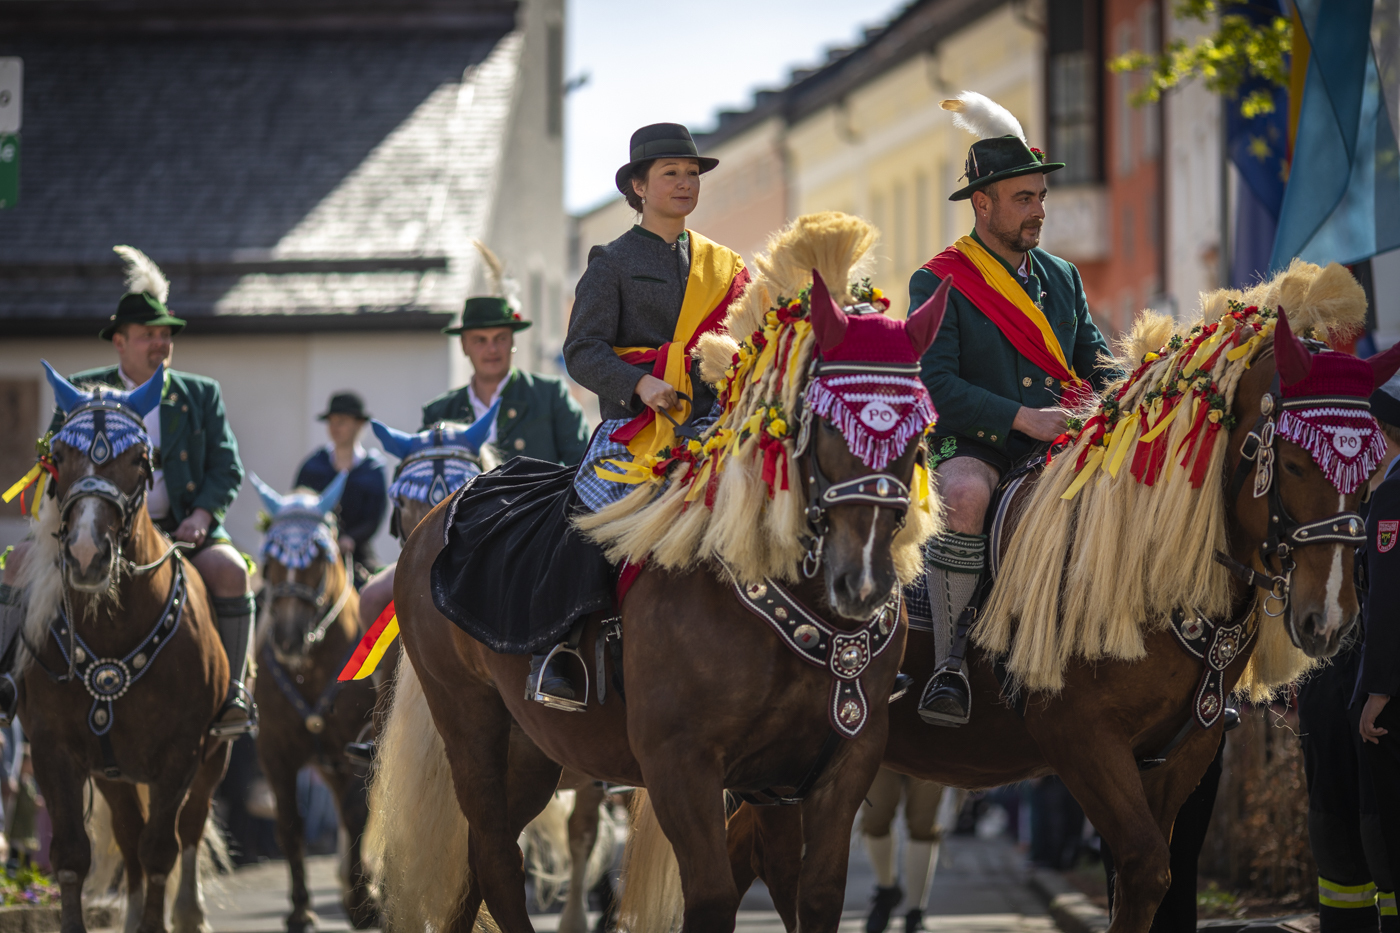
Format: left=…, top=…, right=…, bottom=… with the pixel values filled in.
left=93, top=779, right=146, bottom=933
left=743, top=804, right=804, bottom=932
left=264, top=751, right=315, bottom=933
left=138, top=775, right=199, bottom=933
left=171, top=745, right=230, bottom=933
left=321, top=766, right=378, bottom=930
left=641, top=759, right=736, bottom=933
left=32, top=746, right=92, bottom=933
left=793, top=748, right=884, bottom=933
left=559, top=780, right=605, bottom=933
left=1039, top=729, right=1169, bottom=933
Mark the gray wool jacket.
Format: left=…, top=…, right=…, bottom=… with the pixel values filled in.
left=565, top=226, right=718, bottom=423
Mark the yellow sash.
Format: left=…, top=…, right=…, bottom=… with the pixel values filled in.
left=610, top=230, right=743, bottom=460
left=954, top=235, right=1076, bottom=379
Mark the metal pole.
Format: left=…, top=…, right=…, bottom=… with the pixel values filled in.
left=1219, top=94, right=1231, bottom=288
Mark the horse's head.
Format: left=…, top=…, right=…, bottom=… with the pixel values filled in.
left=42, top=361, right=163, bottom=593
left=373, top=404, right=497, bottom=539
left=1229, top=310, right=1400, bottom=657
left=800, top=271, right=948, bottom=620
left=253, top=472, right=349, bottom=667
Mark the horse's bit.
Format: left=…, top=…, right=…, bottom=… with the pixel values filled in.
left=794, top=359, right=917, bottom=579
left=1215, top=370, right=1367, bottom=620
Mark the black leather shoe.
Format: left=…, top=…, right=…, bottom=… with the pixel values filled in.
left=904, top=908, right=924, bottom=933
left=917, top=668, right=970, bottom=727
left=210, top=683, right=259, bottom=738
left=866, top=885, right=903, bottom=933
left=529, top=651, right=579, bottom=706
left=345, top=741, right=376, bottom=765
left=0, top=674, right=17, bottom=728
left=890, top=673, right=913, bottom=702
left=1223, top=706, right=1241, bottom=732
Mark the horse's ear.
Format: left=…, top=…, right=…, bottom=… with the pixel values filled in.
left=317, top=471, right=349, bottom=515
left=42, top=360, right=86, bottom=414
left=371, top=419, right=416, bottom=459
left=123, top=364, right=165, bottom=417
left=808, top=269, right=849, bottom=353
left=249, top=473, right=286, bottom=517
left=905, top=277, right=950, bottom=357
left=1274, top=307, right=1313, bottom=387
left=462, top=398, right=500, bottom=453
left=1367, top=340, right=1400, bottom=389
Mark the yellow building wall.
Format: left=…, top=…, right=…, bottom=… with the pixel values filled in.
left=787, top=5, right=1043, bottom=314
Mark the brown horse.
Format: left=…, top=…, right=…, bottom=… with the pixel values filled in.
left=725, top=270, right=1400, bottom=932
left=374, top=214, right=947, bottom=933
left=13, top=364, right=229, bottom=933
left=249, top=474, right=378, bottom=932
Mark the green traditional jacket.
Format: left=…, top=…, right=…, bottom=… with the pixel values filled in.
left=911, top=231, right=1115, bottom=464
left=420, top=368, right=591, bottom=466
left=48, top=366, right=244, bottom=542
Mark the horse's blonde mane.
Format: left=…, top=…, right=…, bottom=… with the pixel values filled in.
left=977, top=259, right=1365, bottom=697
left=14, top=493, right=63, bottom=676
left=577, top=212, right=940, bottom=586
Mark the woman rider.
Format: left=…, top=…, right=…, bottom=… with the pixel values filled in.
left=541, top=123, right=749, bottom=702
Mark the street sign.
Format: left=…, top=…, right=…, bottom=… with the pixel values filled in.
left=0, top=135, right=18, bottom=209
left=0, top=59, right=21, bottom=134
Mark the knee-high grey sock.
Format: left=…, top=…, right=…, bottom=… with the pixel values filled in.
left=211, top=594, right=255, bottom=692
left=924, top=533, right=986, bottom=663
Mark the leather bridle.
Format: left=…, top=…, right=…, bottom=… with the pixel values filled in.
left=794, top=358, right=920, bottom=579
left=1214, top=370, right=1367, bottom=624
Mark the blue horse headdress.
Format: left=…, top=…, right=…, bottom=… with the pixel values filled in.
left=43, top=360, right=165, bottom=465
left=250, top=471, right=348, bottom=569
left=372, top=399, right=498, bottom=507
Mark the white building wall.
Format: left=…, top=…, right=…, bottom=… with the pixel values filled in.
left=0, top=332, right=453, bottom=565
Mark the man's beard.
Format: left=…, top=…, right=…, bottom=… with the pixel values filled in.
left=989, top=217, right=1042, bottom=254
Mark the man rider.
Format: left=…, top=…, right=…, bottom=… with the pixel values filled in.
left=0, top=247, right=256, bottom=736
left=910, top=94, right=1116, bottom=726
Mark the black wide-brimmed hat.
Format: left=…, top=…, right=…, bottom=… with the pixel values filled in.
left=441, top=296, right=531, bottom=335
left=614, top=123, right=718, bottom=198
left=318, top=391, right=371, bottom=421
left=949, top=136, right=1065, bottom=201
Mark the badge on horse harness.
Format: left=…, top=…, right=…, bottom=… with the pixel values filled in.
left=305, top=714, right=326, bottom=734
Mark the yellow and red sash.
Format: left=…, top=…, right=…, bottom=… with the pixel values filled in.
left=923, top=236, right=1092, bottom=407
left=338, top=601, right=398, bottom=681
left=605, top=230, right=749, bottom=464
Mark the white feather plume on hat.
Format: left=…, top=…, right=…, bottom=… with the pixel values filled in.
left=471, top=239, right=521, bottom=310
left=113, top=245, right=170, bottom=303
left=940, top=91, right=1026, bottom=143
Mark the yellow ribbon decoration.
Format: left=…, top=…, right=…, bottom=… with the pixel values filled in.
left=1106, top=411, right=1140, bottom=477
left=1137, top=404, right=1181, bottom=444
left=1061, top=448, right=1105, bottom=500
left=2, top=464, right=41, bottom=505
left=685, top=459, right=713, bottom=502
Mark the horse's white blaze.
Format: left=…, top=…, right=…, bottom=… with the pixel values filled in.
left=68, top=496, right=104, bottom=572
left=1322, top=493, right=1347, bottom=638
left=858, top=506, right=879, bottom=600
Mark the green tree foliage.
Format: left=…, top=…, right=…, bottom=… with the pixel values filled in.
left=1108, top=0, right=1292, bottom=117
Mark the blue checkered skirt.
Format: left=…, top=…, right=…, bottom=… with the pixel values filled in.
left=573, top=412, right=718, bottom=513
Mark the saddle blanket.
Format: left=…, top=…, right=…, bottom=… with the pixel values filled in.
left=430, top=458, right=617, bottom=655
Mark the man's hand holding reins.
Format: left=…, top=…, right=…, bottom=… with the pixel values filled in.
left=1013, top=406, right=1070, bottom=442
left=636, top=374, right=679, bottom=414
left=173, top=507, right=214, bottom=546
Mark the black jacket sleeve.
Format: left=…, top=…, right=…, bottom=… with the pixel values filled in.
left=1361, top=476, right=1400, bottom=696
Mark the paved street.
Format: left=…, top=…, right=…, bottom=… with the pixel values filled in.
left=195, top=832, right=1053, bottom=933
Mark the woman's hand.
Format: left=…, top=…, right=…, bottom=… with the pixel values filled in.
left=1361, top=694, right=1391, bottom=744
left=636, top=374, right=679, bottom=413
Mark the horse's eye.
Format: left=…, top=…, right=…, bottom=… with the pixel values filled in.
left=820, top=418, right=839, bottom=434
left=1283, top=460, right=1305, bottom=478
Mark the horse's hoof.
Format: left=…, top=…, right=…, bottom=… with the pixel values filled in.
left=286, top=913, right=318, bottom=933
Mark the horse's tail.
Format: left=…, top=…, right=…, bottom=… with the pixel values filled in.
left=521, top=793, right=573, bottom=907
left=616, top=790, right=683, bottom=933
left=366, top=653, right=486, bottom=932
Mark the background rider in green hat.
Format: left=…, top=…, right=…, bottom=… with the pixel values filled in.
left=421, top=246, right=590, bottom=465
left=2, top=247, right=258, bottom=736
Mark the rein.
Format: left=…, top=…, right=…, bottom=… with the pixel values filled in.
left=1215, top=371, right=1367, bottom=619
left=263, top=551, right=355, bottom=652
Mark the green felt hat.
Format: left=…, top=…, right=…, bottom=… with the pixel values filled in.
left=442, top=296, right=531, bottom=335
left=948, top=136, right=1065, bottom=201
left=99, top=292, right=187, bottom=341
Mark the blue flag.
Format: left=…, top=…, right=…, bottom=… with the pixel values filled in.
left=1228, top=0, right=1288, bottom=286
left=1271, top=0, right=1400, bottom=271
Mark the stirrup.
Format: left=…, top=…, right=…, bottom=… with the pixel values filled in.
left=889, top=672, right=913, bottom=703
left=209, top=682, right=259, bottom=738
left=527, top=643, right=588, bottom=713
left=345, top=741, right=376, bottom=766
left=916, top=666, right=971, bottom=727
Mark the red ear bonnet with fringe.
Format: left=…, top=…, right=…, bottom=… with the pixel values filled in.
left=1272, top=307, right=1398, bottom=494
left=802, top=269, right=942, bottom=471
